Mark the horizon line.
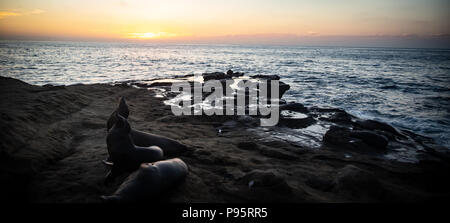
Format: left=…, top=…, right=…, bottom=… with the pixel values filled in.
left=1, top=33, right=450, bottom=49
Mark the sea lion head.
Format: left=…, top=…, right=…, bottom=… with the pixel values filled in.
left=107, top=97, right=130, bottom=131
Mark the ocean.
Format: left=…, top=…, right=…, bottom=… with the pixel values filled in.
left=1, top=40, right=449, bottom=148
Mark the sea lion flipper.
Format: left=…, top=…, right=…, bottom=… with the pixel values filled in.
left=100, top=195, right=120, bottom=203
left=104, top=171, right=113, bottom=186
left=102, top=159, right=114, bottom=167
left=104, top=167, right=119, bottom=185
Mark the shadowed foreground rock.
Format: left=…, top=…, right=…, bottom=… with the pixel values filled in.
left=1, top=76, right=450, bottom=203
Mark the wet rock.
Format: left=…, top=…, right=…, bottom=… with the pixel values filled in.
left=203, top=72, right=228, bottom=81
left=323, top=126, right=352, bottom=146
left=323, top=125, right=388, bottom=151
left=334, top=165, right=384, bottom=199
left=226, top=70, right=244, bottom=77
left=264, top=81, right=290, bottom=99
left=280, top=102, right=307, bottom=113
left=203, top=71, right=244, bottom=81
left=279, top=116, right=316, bottom=129
left=148, top=82, right=173, bottom=87
left=355, top=119, right=400, bottom=136
left=250, top=75, right=280, bottom=80
left=349, top=130, right=388, bottom=149
left=233, top=72, right=244, bottom=77
left=321, top=111, right=353, bottom=124
left=237, top=79, right=290, bottom=99
left=173, top=73, right=195, bottom=78
left=309, top=107, right=346, bottom=113
left=278, top=81, right=290, bottom=98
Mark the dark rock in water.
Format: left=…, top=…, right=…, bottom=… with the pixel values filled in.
left=333, top=165, right=384, bottom=199
left=349, top=130, right=389, bottom=149
left=250, top=75, right=280, bottom=80
left=277, top=81, right=290, bottom=99
left=201, top=72, right=288, bottom=99
left=355, top=119, right=400, bottom=136
left=231, top=72, right=244, bottom=77
left=309, top=107, right=346, bottom=113
left=133, top=82, right=151, bottom=88
left=203, top=72, right=227, bottom=81
left=321, top=111, right=353, bottom=124
left=279, top=116, right=316, bottom=129
left=323, top=125, right=388, bottom=151
left=241, top=79, right=290, bottom=99
left=226, top=69, right=245, bottom=77
left=148, top=82, right=173, bottom=87
left=203, top=71, right=244, bottom=81
left=323, top=126, right=352, bottom=146
left=280, top=102, right=307, bottom=113
left=173, top=73, right=195, bottom=78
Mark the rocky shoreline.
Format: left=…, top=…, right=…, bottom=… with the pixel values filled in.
left=1, top=73, right=450, bottom=202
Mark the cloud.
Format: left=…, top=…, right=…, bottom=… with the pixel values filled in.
left=27, top=9, right=44, bottom=15
left=307, top=31, right=320, bottom=36
left=0, top=9, right=44, bottom=19
left=0, top=11, right=21, bottom=19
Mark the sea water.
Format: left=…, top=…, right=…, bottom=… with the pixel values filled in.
left=0, top=40, right=449, bottom=148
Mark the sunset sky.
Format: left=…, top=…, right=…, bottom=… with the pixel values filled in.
left=0, top=0, right=449, bottom=47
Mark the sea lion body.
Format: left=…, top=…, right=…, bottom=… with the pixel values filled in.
left=107, top=97, right=188, bottom=156
left=105, top=114, right=164, bottom=184
left=102, top=158, right=188, bottom=202
left=130, top=129, right=187, bottom=155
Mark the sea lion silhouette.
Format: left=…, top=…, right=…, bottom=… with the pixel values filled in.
left=106, top=97, right=188, bottom=157
left=101, top=158, right=188, bottom=202
left=105, top=114, right=164, bottom=184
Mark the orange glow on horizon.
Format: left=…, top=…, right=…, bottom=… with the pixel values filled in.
left=0, top=0, right=449, bottom=43
left=125, top=32, right=178, bottom=39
